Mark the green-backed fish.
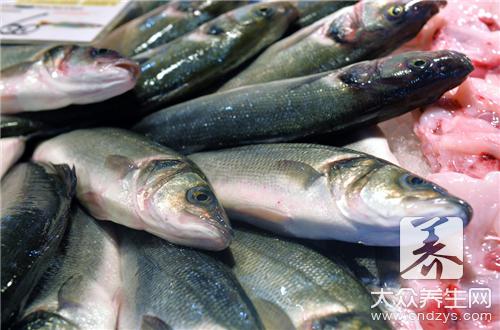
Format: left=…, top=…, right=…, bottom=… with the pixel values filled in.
left=18, top=207, right=121, bottom=330
left=134, top=50, right=473, bottom=153
left=220, top=0, right=444, bottom=90
left=133, top=1, right=297, bottom=112
left=189, top=144, right=472, bottom=245
left=225, top=227, right=391, bottom=329
left=118, top=228, right=264, bottom=330
left=1, top=162, right=76, bottom=324
left=98, top=0, right=242, bottom=57
left=33, top=128, right=232, bottom=251
left=290, top=0, right=356, bottom=27
left=0, top=45, right=139, bottom=114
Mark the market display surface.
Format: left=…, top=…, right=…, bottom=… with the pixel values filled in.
left=0, top=1, right=498, bottom=329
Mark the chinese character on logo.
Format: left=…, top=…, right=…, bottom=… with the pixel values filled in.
left=400, top=217, right=464, bottom=279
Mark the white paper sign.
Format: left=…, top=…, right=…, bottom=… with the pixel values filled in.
left=0, top=0, right=131, bottom=44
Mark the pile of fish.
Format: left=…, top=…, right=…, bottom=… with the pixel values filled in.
left=1, top=1, right=497, bottom=329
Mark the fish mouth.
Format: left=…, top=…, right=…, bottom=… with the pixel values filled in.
left=432, top=197, right=473, bottom=226
left=435, top=50, right=474, bottom=79
left=113, top=59, right=140, bottom=80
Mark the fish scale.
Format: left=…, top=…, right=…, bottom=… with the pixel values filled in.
left=227, top=228, right=390, bottom=330
left=189, top=143, right=473, bottom=246
left=220, top=0, right=444, bottom=90
left=118, top=229, right=264, bottom=330
left=135, top=50, right=474, bottom=153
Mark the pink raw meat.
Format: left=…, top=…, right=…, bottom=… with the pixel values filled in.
left=402, top=0, right=500, bottom=178
left=405, top=172, right=499, bottom=330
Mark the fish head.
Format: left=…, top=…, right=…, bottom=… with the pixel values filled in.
left=137, top=159, right=232, bottom=250
left=330, top=0, right=445, bottom=47
left=337, top=156, right=472, bottom=226
left=42, top=45, right=139, bottom=99
left=203, top=2, right=297, bottom=48
left=339, top=50, right=473, bottom=110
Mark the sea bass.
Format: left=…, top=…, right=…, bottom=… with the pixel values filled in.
left=220, top=0, right=444, bottom=90
left=133, top=1, right=297, bottom=112
left=189, top=144, right=472, bottom=245
left=98, top=0, right=242, bottom=56
left=225, top=227, right=390, bottom=329
left=33, top=128, right=232, bottom=251
left=290, top=0, right=356, bottom=27
left=0, top=45, right=139, bottom=114
left=18, top=207, right=121, bottom=330
left=118, top=228, right=264, bottom=330
left=1, top=162, right=76, bottom=323
left=134, top=50, right=473, bottom=153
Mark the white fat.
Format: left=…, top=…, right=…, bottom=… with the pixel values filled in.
left=344, top=126, right=401, bottom=165
left=378, top=112, right=432, bottom=177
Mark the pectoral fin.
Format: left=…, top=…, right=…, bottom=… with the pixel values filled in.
left=276, top=160, right=323, bottom=189
left=141, top=315, right=172, bottom=330
left=105, top=154, right=138, bottom=178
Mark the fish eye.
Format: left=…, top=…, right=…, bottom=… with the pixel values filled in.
left=207, top=25, right=225, bottom=35
left=90, top=48, right=112, bottom=58
left=386, top=5, right=405, bottom=19
left=256, top=7, right=274, bottom=18
left=186, top=186, right=214, bottom=206
left=408, top=58, right=429, bottom=70
left=401, top=174, right=431, bottom=188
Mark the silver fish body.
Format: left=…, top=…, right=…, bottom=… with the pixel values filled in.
left=98, top=0, right=242, bottom=57
left=189, top=144, right=472, bottom=245
left=226, top=227, right=391, bottom=329
left=33, top=128, right=232, bottom=251
left=133, top=1, right=297, bottom=112
left=0, top=45, right=139, bottom=114
left=220, top=0, right=444, bottom=90
left=135, top=50, right=473, bottom=153
left=1, top=162, right=76, bottom=323
left=19, top=207, right=121, bottom=330
left=118, top=228, right=264, bottom=330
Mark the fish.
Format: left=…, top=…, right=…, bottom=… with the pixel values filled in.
left=0, top=44, right=53, bottom=69
left=224, top=227, right=391, bottom=329
left=118, top=228, right=264, bottom=330
left=220, top=0, right=444, bottom=91
left=188, top=143, right=473, bottom=245
left=0, top=137, right=26, bottom=179
left=290, top=0, right=356, bottom=28
left=134, top=50, right=474, bottom=153
left=18, top=207, right=121, bottom=330
left=0, top=115, right=46, bottom=138
left=32, top=128, right=232, bottom=251
left=1, top=162, right=76, bottom=324
left=133, top=1, right=297, bottom=112
left=0, top=45, right=139, bottom=114
left=108, top=0, right=169, bottom=30
left=98, top=0, right=243, bottom=57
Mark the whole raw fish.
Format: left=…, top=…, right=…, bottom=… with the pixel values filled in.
left=1, top=162, right=76, bottom=323
left=0, top=45, right=139, bottom=114
left=221, top=0, right=444, bottom=90
left=225, top=227, right=390, bottom=329
left=133, top=2, right=297, bottom=112
left=33, top=128, right=232, bottom=251
left=18, top=207, right=121, bottom=330
left=189, top=144, right=472, bottom=245
left=98, top=0, right=242, bottom=56
left=118, top=228, right=264, bottom=330
left=134, top=50, right=473, bottom=153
